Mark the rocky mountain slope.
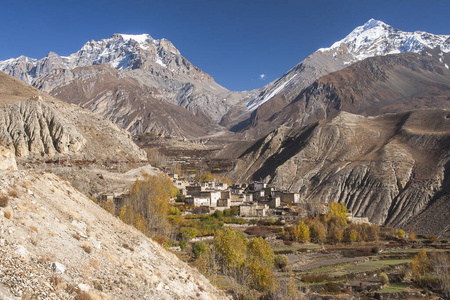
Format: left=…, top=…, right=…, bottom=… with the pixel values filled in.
left=0, top=34, right=248, bottom=137
left=0, top=71, right=146, bottom=161
left=229, top=110, right=450, bottom=237
left=235, top=52, right=450, bottom=137
left=225, top=19, right=450, bottom=137
left=0, top=147, right=224, bottom=299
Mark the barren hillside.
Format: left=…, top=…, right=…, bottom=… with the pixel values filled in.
left=0, top=146, right=224, bottom=299
left=229, top=110, right=450, bottom=237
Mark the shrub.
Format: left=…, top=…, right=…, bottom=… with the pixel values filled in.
left=428, top=235, right=438, bottom=243
left=193, top=241, right=209, bottom=258
left=395, top=229, right=405, bottom=238
left=180, top=227, right=199, bottom=240
left=265, top=217, right=276, bottom=225
left=380, top=272, right=389, bottom=285
left=371, top=246, right=379, bottom=254
left=274, top=254, right=289, bottom=270
left=0, top=195, right=9, bottom=207
left=179, top=240, right=187, bottom=250
left=323, top=282, right=341, bottom=293
left=301, top=274, right=332, bottom=283
left=212, top=210, right=223, bottom=219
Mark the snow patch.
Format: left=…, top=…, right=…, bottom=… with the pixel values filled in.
left=247, top=74, right=298, bottom=111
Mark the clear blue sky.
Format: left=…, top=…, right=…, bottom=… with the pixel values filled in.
left=2, top=0, right=449, bottom=91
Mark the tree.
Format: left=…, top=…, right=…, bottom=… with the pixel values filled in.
left=248, top=237, right=274, bottom=267
left=297, top=221, right=310, bottom=243
left=214, top=227, right=248, bottom=268
left=329, top=201, right=348, bottom=219
left=309, top=221, right=326, bottom=244
left=248, top=258, right=274, bottom=292
left=409, top=230, right=416, bottom=242
left=126, top=173, right=178, bottom=237
left=411, top=249, right=429, bottom=281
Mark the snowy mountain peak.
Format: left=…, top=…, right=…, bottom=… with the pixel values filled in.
left=117, top=33, right=153, bottom=44
left=247, top=19, right=450, bottom=112
left=319, top=19, right=450, bottom=58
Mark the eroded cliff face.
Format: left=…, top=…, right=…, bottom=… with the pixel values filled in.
left=0, top=71, right=147, bottom=161
left=231, top=110, right=450, bottom=233
left=0, top=96, right=85, bottom=157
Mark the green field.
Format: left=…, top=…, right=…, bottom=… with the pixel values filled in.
left=378, top=283, right=408, bottom=293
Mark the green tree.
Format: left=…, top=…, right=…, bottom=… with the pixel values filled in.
left=193, top=241, right=210, bottom=258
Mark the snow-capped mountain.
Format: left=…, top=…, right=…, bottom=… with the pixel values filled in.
left=0, top=33, right=214, bottom=84
left=244, top=19, right=450, bottom=113
left=0, top=33, right=251, bottom=137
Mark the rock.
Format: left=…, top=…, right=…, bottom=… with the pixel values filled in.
left=15, top=245, right=30, bottom=261
left=0, top=146, right=17, bottom=171
left=78, top=283, right=90, bottom=292
left=51, top=262, right=66, bottom=274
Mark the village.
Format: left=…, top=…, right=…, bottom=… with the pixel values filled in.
left=169, top=173, right=369, bottom=224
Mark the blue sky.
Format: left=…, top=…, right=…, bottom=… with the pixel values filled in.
left=2, top=0, right=449, bottom=91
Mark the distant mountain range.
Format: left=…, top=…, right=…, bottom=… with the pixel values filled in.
left=1, top=19, right=449, bottom=139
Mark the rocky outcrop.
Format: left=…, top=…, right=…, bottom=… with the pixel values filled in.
left=0, top=96, right=85, bottom=157
left=0, top=71, right=147, bottom=161
left=230, top=110, right=450, bottom=236
left=0, top=145, right=17, bottom=171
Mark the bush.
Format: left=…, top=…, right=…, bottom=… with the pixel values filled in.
left=323, top=282, right=341, bottom=293
left=301, top=274, right=332, bottom=283
left=193, top=241, right=209, bottom=258
left=179, top=240, right=187, bottom=250
left=274, top=254, right=289, bottom=270
left=380, top=272, right=389, bottom=285
left=395, top=229, right=405, bottom=238
left=371, top=246, right=380, bottom=254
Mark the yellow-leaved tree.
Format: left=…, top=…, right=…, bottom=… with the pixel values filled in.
left=124, top=173, right=178, bottom=238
